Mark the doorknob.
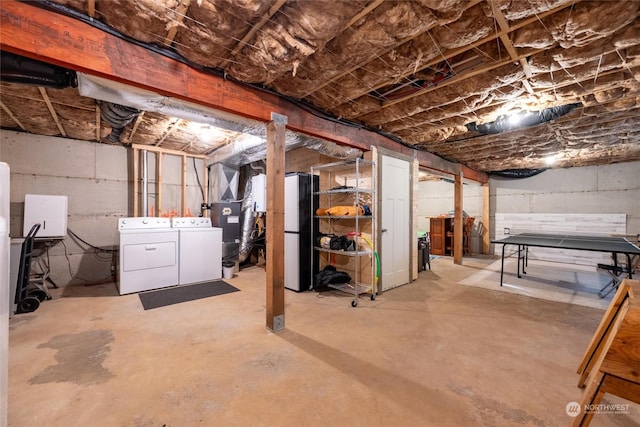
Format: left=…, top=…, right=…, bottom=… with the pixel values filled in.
left=381, top=228, right=388, bottom=232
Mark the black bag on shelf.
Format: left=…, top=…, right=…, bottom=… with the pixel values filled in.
left=329, top=235, right=356, bottom=251
left=317, top=233, right=356, bottom=251
left=314, top=265, right=351, bottom=291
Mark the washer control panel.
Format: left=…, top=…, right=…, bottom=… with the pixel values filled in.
left=171, top=217, right=212, bottom=228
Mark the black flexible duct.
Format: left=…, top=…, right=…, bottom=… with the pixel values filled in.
left=491, top=169, right=548, bottom=179
left=0, top=51, right=76, bottom=88
left=466, top=103, right=581, bottom=135
left=99, top=102, right=140, bottom=143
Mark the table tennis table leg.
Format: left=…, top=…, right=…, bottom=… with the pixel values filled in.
left=627, top=254, right=633, bottom=279
left=500, top=244, right=505, bottom=287
left=517, top=245, right=522, bottom=278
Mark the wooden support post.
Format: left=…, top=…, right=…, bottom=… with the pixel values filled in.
left=132, top=147, right=139, bottom=217
left=181, top=155, right=187, bottom=216
left=157, top=152, right=163, bottom=217
left=453, top=172, right=463, bottom=265
left=203, top=162, right=209, bottom=216
left=266, top=113, right=287, bottom=332
left=482, top=183, right=490, bottom=255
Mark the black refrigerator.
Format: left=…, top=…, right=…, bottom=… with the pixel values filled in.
left=284, top=172, right=318, bottom=291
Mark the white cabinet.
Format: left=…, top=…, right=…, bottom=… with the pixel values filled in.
left=23, top=194, right=67, bottom=237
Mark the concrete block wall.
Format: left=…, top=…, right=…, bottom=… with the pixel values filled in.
left=0, top=130, right=205, bottom=287
left=490, top=161, right=640, bottom=237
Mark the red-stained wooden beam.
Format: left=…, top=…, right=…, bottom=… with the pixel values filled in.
left=0, top=0, right=488, bottom=183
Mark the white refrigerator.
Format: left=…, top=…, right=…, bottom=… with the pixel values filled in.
left=1, top=162, right=10, bottom=427
left=284, top=173, right=318, bottom=292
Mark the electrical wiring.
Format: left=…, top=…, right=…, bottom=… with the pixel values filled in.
left=67, top=228, right=117, bottom=253
left=60, top=239, right=78, bottom=280
left=193, top=157, right=206, bottom=204
left=60, top=239, right=114, bottom=284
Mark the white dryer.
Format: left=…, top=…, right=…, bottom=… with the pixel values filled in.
left=171, top=217, right=222, bottom=285
left=118, top=217, right=179, bottom=295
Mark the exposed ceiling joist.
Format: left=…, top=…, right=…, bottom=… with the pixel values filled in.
left=0, top=0, right=483, bottom=180
left=365, top=48, right=543, bottom=114
left=165, top=0, right=191, bottom=46
left=264, top=0, right=389, bottom=86
left=490, top=4, right=534, bottom=94
left=331, top=1, right=576, bottom=110
left=38, top=87, right=66, bottom=136
left=0, top=99, right=26, bottom=130
left=155, top=119, right=182, bottom=146
left=95, top=104, right=100, bottom=141
left=87, top=0, right=95, bottom=18
left=219, top=0, right=287, bottom=69
left=347, top=0, right=384, bottom=27
left=127, top=111, right=145, bottom=144
left=302, top=0, right=485, bottom=98
left=2, top=0, right=638, bottom=174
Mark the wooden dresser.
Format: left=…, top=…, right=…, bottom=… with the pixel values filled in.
left=429, top=217, right=453, bottom=256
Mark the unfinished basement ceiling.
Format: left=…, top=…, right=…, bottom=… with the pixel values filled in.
left=1, top=0, right=640, bottom=173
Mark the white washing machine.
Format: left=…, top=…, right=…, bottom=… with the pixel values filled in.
left=172, top=217, right=222, bottom=285
left=118, top=217, right=179, bottom=295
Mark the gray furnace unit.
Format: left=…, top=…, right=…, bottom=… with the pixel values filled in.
left=210, top=201, right=241, bottom=261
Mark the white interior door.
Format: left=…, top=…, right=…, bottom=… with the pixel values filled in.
left=380, top=155, right=411, bottom=291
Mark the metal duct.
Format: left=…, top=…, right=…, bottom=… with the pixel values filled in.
left=77, top=72, right=362, bottom=164
left=78, top=72, right=263, bottom=136
left=0, top=51, right=76, bottom=89
left=238, top=175, right=256, bottom=263
left=206, top=130, right=362, bottom=167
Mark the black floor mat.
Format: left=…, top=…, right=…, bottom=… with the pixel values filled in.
left=138, top=281, right=240, bottom=310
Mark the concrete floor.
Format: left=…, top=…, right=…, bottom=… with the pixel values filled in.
left=8, top=256, right=640, bottom=427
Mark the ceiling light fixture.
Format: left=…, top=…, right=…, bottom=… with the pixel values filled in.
left=544, top=154, right=557, bottom=166
left=195, top=124, right=225, bottom=144
left=507, top=112, right=523, bottom=127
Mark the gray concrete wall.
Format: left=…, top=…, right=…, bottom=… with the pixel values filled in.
left=0, top=130, right=206, bottom=287
left=490, top=162, right=640, bottom=237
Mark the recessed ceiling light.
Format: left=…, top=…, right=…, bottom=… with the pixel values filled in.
left=544, top=154, right=557, bottom=166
